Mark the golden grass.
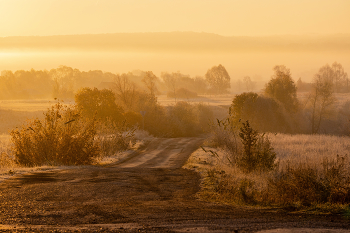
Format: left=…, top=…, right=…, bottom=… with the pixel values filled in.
left=186, top=133, right=350, bottom=212
left=157, top=94, right=235, bottom=107
left=0, top=134, right=15, bottom=171
left=268, top=133, right=350, bottom=165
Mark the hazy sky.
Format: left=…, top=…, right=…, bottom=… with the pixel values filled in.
left=0, top=0, right=349, bottom=37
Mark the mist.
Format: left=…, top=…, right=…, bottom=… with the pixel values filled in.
left=1, top=32, right=349, bottom=84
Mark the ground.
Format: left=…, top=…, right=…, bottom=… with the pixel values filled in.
left=0, top=137, right=349, bottom=232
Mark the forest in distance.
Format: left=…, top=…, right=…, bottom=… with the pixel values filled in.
left=0, top=61, right=349, bottom=136
left=1, top=32, right=350, bottom=81
left=2, top=1, right=350, bottom=229
left=1, top=62, right=350, bottom=213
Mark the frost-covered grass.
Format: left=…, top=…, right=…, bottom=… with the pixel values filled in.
left=186, top=133, right=350, bottom=213
left=269, top=133, right=350, bottom=167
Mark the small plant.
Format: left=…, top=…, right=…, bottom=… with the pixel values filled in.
left=238, top=121, right=276, bottom=173
left=10, top=101, right=99, bottom=166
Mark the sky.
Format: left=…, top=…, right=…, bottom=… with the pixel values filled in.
left=0, top=0, right=350, bottom=37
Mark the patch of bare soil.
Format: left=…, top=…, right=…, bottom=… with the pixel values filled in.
left=0, top=137, right=349, bottom=232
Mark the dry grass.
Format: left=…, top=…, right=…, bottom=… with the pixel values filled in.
left=186, top=132, right=350, bottom=213
left=94, top=129, right=154, bottom=165
left=0, top=134, right=16, bottom=171
left=269, top=133, right=350, bottom=164
left=157, top=94, right=235, bottom=107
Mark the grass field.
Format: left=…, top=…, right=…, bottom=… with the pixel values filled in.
left=185, top=132, right=350, bottom=211
left=157, top=94, right=235, bottom=107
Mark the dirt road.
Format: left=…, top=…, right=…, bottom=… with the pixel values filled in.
left=0, top=137, right=349, bottom=232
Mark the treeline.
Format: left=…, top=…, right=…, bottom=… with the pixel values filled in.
left=229, top=62, right=350, bottom=135
left=0, top=67, right=116, bottom=99
left=0, top=64, right=233, bottom=100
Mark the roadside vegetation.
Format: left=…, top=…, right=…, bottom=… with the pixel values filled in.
left=0, top=62, right=350, bottom=214
left=185, top=122, right=350, bottom=213
left=186, top=62, right=350, bottom=214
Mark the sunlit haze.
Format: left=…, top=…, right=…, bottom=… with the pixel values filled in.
left=0, top=0, right=349, bottom=81
left=1, top=0, right=350, bottom=37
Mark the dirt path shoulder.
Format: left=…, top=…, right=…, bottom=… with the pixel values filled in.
left=0, top=137, right=349, bottom=232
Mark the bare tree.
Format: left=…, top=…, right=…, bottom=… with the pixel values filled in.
left=142, top=71, right=159, bottom=96
left=161, top=72, right=181, bottom=102
left=308, top=65, right=336, bottom=134
left=49, top=66, right=74, bottom=99
left=113, top=73, right=137, bottom=110
left=331, top=62, right=348, bottom=93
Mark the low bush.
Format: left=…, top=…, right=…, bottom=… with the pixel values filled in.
left=238, top=121, right=276, bottom=173
left=97, top=121, right=136, bottom=158
left=208, top=119, right=276, bottom=173
left=269, top=155, right=350, bottom=206
left=10, top=102, right=99, bottom=166
left=201, top=129, right=350, bottom=210
left=167, top=102, right=214, bottom=137
left=229, top=92, right=293, bottom=133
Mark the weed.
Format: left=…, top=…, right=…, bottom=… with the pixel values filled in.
left=97, top=120, right=136, bottom=158
left=10, top=102, right=99, bottom=166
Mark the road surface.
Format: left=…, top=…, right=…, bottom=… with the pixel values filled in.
left=0, top=137, right=349, bottom=232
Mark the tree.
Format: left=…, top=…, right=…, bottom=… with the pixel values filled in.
left=75, top=87, right=124, bottom=123
left=229, top=92, right=291, bottom=133
left=308, top=65, right=336, bottom=134
left=330, top=62, right=348, bottom=93
left=113, top=73, right=137, bottom=110
left=142, top=71, right=159, bottom=96
left=49, top=66, right=75, bottom=99
left=161, top=72, right=181, bottom=102
left=205, top=64, right=231, bottom=94
left=238, top=120, right=276, bottom=173
left=243, top=76, right=255, bottom=91
left=265, top=65, right=298, bottom=113
left=229, top=92, right=258, bottom=125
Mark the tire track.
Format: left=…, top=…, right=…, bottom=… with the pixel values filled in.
left=116, top=137, right=205, bottom=169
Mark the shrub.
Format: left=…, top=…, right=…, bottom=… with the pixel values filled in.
left=208, top=120, right=276, bottom=173
left=167, top=101, right=197, bottom=137
left=202, top=131, right=350, bottom=209
left=167, top=102, right=214, bottom=137
left=230, top=92, right=293, bottom=133
left=97, top=121, right=136, bottom=158
left=195, top=103, right=214, bottom=133
left=238, top=121, right=276, bottom=173
left=268, top=155, right=350, bottom=206
left=10, top=102, right=99, bottom=166
left=123, top=111, right=143, bottom=127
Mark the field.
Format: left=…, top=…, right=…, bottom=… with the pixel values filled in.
left=0, top=95, right=349, bottom=231
left=157, top=94, right=235, bottom=107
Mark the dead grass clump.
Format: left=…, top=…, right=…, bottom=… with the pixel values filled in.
left=207, top=119, right=276, bottom=173
left=269, top=155, right=350, bottom=207
left=200, top=130, right=350, bottom=211
left=96, top=121, right=136, bottom=158
left=10, top=102, right=99, bottom=166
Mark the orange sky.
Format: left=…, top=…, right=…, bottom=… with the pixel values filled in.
left=0, top=0, right=349, bottom=37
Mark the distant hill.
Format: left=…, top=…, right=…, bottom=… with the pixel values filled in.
left=1, top=32, right=349, bottom=53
